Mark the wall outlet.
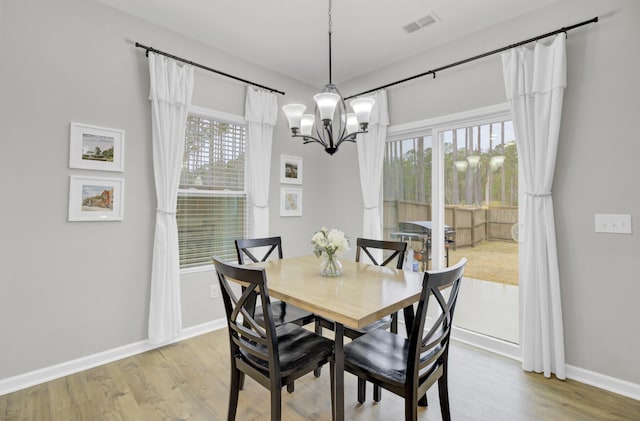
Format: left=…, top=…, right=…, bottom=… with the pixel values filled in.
left=210, top=284, right=219, bottom=299
left=594, top=214, right=632, bottom=234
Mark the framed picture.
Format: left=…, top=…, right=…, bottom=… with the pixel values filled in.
left=280, top=155, right=302, bottom=184
left=280, top=187, right=303, bottom=217
left=69, top=122, right=125, bottom=172
left=68, top=176, right=125, bottom=221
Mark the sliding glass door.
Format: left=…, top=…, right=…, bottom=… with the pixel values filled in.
left=384, top=104, right=520, bottom=345
left=439, top=119, right=519, bottom=344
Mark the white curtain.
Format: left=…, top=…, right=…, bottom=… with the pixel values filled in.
left=245, top=87, right=278, bottom=238
left=147, top=53, right=194, bottom=344
left=356, top=90, right=389, bottom=248
left=501, top=35, right=566, bottom=378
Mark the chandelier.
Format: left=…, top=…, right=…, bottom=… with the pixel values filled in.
left=282, top=0, right=375, bottom=155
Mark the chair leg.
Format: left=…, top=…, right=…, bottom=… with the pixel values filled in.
left=391, top=312, right=398, bottom=334
left=314, top=320, right=323, bottom=377
left=286, top=382, right=295, bottom=393
left=271, top=386, right=282, bottom=421
left=357, top=378, right=366, bottom=403
left=373, top=384, right=382, bottom=402
left=405, top=390, right=418, bottom=421
left=228, top=367, right=240, bottom=421
left=438, top=373, right=451, bottom=421
left=238, top=372, right=245, bottom=390
left=330, top=360, right=336, bottom=421
left=418, top=394, right=429, bottom=406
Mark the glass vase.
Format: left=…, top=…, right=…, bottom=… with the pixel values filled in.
left=320, top=253, right=343, bottom=277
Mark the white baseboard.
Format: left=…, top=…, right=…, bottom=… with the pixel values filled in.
left=566, top=364, right=640, bottom=401
left=451, top=326, right=640, bottom=401
left=0, top=318, right=227, bottom=397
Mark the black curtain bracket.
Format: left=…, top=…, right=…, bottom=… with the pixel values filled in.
left=135, top=42, right=285, bottom=96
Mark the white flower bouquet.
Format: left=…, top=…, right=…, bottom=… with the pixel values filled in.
left=311, top=227, right=350, bottom=276
left=311, top=227, right=350, bottom=257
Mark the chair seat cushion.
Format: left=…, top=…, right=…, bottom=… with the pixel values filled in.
left=345, top=315, right=392, bottom=338
left=317, top=314, right=393, bottom=339
left=242, top=323, right=334, bottom=377
left=344, top=329, right=440, bottom=385
left=345, top=329, right=410, bottom=384
left=255, top=302, right=315, bottom=327
left=360, top=315, right=393, bottom=332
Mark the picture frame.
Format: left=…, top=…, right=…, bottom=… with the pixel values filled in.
left=280, top=187, right=303, bottom=217
left=69, top=122, right=125, bottom=172
left=68, top=176, right=125, bottom=221
left=279, top=154, right=303, bottom=184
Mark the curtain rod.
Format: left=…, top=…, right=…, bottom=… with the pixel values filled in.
left=345, top=16, right=598, bottom=100
left=135, top=42, right=285, bottom=96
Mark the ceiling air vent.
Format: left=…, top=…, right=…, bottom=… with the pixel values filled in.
left=403, top=12, right=440, bottom=34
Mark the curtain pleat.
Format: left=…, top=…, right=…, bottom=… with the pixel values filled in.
left=501, top=35, right=566, bottom=378
left=245, top=87, right=278, bottom=238
left=147, top=53, right=194, bottom=344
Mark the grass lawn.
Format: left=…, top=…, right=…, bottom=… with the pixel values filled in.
left=448, top=240, right=519, bottom=285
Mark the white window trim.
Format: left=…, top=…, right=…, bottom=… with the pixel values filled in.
left=387, top=103, right=510, bottom=141
left=189, top=105, right=246, bottom=126
left=178, top=105, right=248, bottom=274
left=177, top=189, right=248, bottom=197
left=180, top=263, right=215, bottom=275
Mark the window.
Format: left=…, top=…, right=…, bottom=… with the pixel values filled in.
left=177, top=109, right=248, bottom=269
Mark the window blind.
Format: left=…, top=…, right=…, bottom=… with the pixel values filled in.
left=178, top=115, right=248, bottom=268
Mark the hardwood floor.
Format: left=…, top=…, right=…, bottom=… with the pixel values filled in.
left=2, top=329, right=639, bottom=420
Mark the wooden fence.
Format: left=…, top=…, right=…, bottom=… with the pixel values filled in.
left=383, top=200, right=517, bottom=248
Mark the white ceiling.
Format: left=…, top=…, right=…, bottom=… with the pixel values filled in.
left=98, top=0, right=558, bottom=88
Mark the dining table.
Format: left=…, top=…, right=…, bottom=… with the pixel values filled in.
left=250, top=254, right=424, bottom=421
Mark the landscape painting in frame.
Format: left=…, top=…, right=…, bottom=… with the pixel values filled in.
left=69, top=122, right=125, bottom=171
left=280, top=187, right=303, bottom=217
left=280, top=155, right=302, bottom=184
left=68, top=176, right=124, bottom=221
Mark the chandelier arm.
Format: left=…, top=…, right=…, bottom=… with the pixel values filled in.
left=334, top=131, right=364, bottom=148
left=292, top=134, right=327, bottom=147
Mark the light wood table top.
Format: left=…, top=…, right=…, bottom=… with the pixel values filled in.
left=252, top=254, right=424, bottom=330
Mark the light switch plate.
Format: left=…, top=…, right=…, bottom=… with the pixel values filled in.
left=594, top=214, right=632, bottom=234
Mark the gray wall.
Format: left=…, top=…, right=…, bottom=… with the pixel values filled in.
left=0, top=0, right=336, bottom=380
left=1, top=0, right=638, bottom=389
left=341, top=0, right=640, bottom=385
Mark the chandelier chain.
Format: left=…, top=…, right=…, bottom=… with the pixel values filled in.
left=327, top=0, right=333, bottom=84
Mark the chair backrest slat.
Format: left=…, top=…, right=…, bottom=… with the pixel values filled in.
left=234, top=237, right=285, bottom=324
left=408, top=258, right=466, bottom=381
left=213, top=256, right=280, bottom=375
left=236, top=237, right=283, bottom=264
left=229, top=320, right=267, bottom=346
left=355, top=238, right=407, bottom=269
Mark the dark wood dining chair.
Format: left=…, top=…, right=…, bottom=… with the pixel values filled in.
left=314, top=237, right=407, bottom=400
left=235, top=237, right=317, bottom=328
left=343, top=258, right=467, bottom=421
left=212, top=256, right=335, bottom=421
